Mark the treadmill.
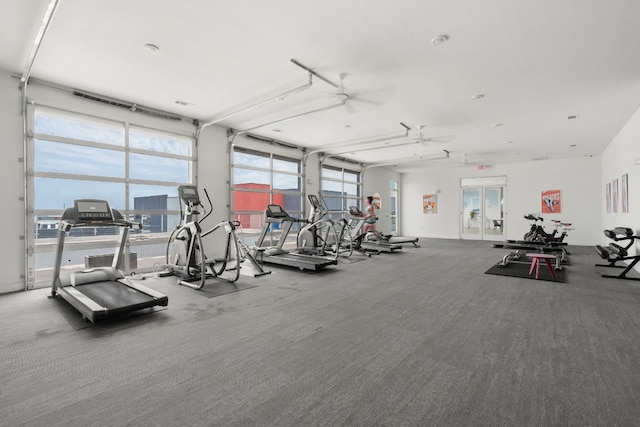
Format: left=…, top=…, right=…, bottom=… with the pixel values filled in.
left=253, top=204, right=338, bottom=271
left=347, top=206, right=403, bottom=253
left=51, top=199, right=168, bottom=323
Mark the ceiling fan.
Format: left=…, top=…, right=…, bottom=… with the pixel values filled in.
left=234, top=65, right=395, bottom=135
left=406, top=124, right=453, bottom=146
left=327, top=72, right=395, bottom=114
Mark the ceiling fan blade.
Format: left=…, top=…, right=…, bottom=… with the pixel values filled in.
left=421, top=134, right=457, bottom=144
left=322, top=71, right=395, bottom=114
left=343, top=101, right=358, bottom=114
left=349, top=96, right=382, bottom=106
left=350, top=89, right=395, bottom=109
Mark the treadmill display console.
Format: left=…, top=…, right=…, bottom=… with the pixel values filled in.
left=74, top=200, right=114, bottom=222
left=266, top=204, right=289, bottom=218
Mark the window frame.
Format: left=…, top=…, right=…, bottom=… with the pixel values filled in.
left=231, top=145, right=304, bottom=242
left=27, top=103, right=196, bottom=288
left=321, top=164, right=362, bottom=220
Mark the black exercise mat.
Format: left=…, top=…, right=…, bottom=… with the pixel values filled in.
left=485, top=262, right=566, bottom=283
left=192, top=281, right=257, bottom=298
left=49, top=295, right=168, bottom=331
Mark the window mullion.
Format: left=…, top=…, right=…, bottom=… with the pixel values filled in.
left=125, top=122, right=130, bottom=213
left=31, top=104, right=195, bottom=287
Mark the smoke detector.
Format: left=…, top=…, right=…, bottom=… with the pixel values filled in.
left=431, top=35, right=449, bottom=45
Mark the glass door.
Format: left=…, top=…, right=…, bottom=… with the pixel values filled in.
left=461, top=185, right=506, bottom=241
left=461, top=187, right=482, bottom=240
left=483, top=186, right=505, bottom=241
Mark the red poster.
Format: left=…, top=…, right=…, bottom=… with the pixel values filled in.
left=541, top=190, right=561, bottom=213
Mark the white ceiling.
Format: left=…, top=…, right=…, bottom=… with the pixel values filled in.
left=2, top=0, right=640, bottom=172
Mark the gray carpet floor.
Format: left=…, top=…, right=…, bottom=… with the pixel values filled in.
left=2, top=239, right=640, bottom=426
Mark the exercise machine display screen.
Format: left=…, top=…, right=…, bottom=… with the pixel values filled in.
left=74, top=200, right=114, bottom=222
left=179, top=185, right=200, bottom=203
left=266, top=204, right=288, bottom=218
left=308, top=194, right=320, bottom=208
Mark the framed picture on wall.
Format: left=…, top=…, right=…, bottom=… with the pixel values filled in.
left=612, top=179, right=619, bottom=213
left=422, top=194, right=437, bottom=214
left=621, top=173, right=628, bottom=213
left=606, top=182, right=611, bottom=213
left=541, top=189, right=561, bottom=213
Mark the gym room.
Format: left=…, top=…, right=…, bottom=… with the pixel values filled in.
left=1, top=1, right=639, bottom=425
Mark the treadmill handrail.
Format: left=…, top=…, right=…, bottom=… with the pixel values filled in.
left=60, top=218, right=139, bottom=229
left=51, top=199, right=168, bottom=323
left=52, top=204, right=139, bottom=294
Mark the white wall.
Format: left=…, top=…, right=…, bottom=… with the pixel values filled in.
left=601, top=105, right=640, bottom=249
left=401, top=156, right=602, bottom=246
left=0, top=71, right=27, bottom=293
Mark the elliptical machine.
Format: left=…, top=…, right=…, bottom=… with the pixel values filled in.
left=297, top=194, right=353, bottom=258
left=165, top=185, right=241, bottom=289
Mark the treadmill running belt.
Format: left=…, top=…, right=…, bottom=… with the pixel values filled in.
left=74, top=280, right=157, bottom=312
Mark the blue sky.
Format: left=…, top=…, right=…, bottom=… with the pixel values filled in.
left=34, top=109, right=191, bottom=210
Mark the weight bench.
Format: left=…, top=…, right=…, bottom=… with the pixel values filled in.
left=595, top=227, right=640, bottom=281
left=595, top=227, right=636, bottom=267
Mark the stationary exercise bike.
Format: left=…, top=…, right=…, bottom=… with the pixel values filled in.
left=165, top=185, right=242, bottom=289
left=523, top=214, right=571, bottom=243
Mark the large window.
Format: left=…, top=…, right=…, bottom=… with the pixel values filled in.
left=232, top=147, right=303, bottom=243
left=30, top=106, right=195, bottom=287
left=321, top=165, right=362, bottom=220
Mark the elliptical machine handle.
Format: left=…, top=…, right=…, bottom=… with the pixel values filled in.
left=200, top=188, right=214, bottom=223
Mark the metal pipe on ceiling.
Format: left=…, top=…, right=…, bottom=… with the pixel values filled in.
left=290, top=59, right=339, bottom=89
left=305, top=122, right=411, bottom=164
left=317, top=123, right=412, bottom=157
left=367, top=149, right=451, bottom=169
left=235, top=101, right=346, bottom=136
left=20, top=0, right=60, bottom=88
left=328, top=139, right=422, bottom=157
left=198, top=59, right=340, bottom=139
left=198, top=71, right=313, bottom=135
left=360, top=150, right=450, bottom=180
